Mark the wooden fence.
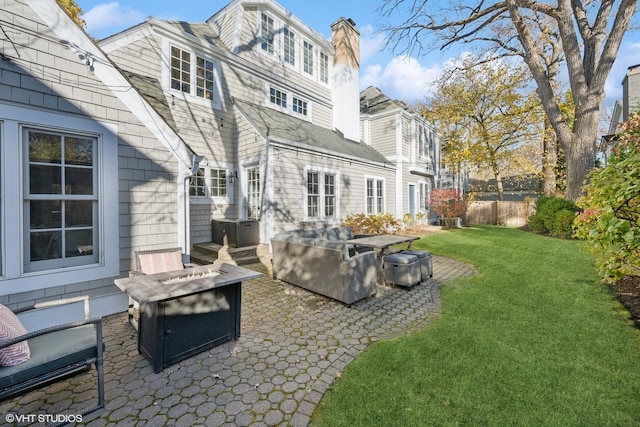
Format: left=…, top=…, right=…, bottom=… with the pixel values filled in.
left=465, top=200, right=536, bottom=227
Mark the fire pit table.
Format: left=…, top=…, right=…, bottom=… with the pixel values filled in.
left=114, top=263, right=261, bottom=373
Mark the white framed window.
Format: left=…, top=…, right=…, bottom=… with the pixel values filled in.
left=284, top=27, right=295, bottom=66
left=303, top=41, right=314, bottom=75
left=167, top=43, right=221, bottom=108
left=2, top=106, right=118, bottom=291
left=366, top=177, right=385, bottom=215
left=269, top=87, right=287, bottom=108
left=305, top=168, right=338, bottom=220
left=292, top=97, right=308, bottom=116
left=189, top=169, right=206, bottom=197
left=210, top=168, right=228, bottom=198
left=261, top=13, right=275, bottom=54
left=171, top=46, right=191, bottom=93
left=189, top=167, right=229, bottom=200
left=320, top=52, right=329, bottom=84
left=24, top=128, right=99, bottom=272
left=246, top=166, right=261, bottom=220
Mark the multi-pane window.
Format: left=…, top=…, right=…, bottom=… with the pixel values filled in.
left=307, top=172, right=319, bottom=218
left=246, top=167, right=261, bottom=220
left=210, top=168, right=227, bottom=197
left=170, top=45, right=219, bottom=105
left=171, top=46, right=191, bottom=93
left=26, top=129, right=97, bottom=270
left=324, top=174, right=336, bottom=217
left=366, top=178, right=384, bottom=215
left=284, top=28, right=295, bottom=65
left=189, top=169, right=206, bottom=197
left=261, top=13, right=274, bottom=54
left=293, top=97, right=308, bottom=116
left=270, top=87, right=287, bottom=108
left=196, top=57, right=215, bottom=101
left=303, top=41, right=314, bottom=75
left=306, top=170, right=337, bottom=219
left=320, top=52, right=329, bottom=84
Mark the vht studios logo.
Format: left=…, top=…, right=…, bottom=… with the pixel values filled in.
left=5, top=413, right=83, bottom=424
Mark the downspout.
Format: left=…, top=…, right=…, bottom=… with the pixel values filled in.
left=179, top=154, right=204, bottom=264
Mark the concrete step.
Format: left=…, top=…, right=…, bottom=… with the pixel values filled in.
left=191, top=242, right=269, bottom=266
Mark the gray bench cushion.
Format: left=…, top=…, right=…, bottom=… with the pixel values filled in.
left=0, top=324, right=97, bottom=388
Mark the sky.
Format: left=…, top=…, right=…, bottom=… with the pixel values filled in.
left=76, top=0, right=640, bottom=111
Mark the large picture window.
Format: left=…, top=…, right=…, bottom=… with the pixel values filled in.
left=25, top=129, right=98, bottom=271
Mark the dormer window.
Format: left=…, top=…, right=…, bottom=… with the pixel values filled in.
left=284, top=28, right=295, bottom=66
left=303, top=41, right=314, bottom=75
left=171, top=47, right=191, bottom=93
left=261, top=13, right=275, bottom=54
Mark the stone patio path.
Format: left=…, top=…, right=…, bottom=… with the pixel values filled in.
left=1, top=255, right=476, bottom=426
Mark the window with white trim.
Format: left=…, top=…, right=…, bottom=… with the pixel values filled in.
left=210, top=168, right=227, bottom=198
left=270, top=87, right=287, bottom=108
left=246, top=166, right=261, bottom=220
left=284, top=27, right=295, bottom=66
left=292, top=97, right=308, bottom=116
left=189, top=169, right=206, bottom=197
left=303, top=41, right=314, bottom=75
left=189, top=167, right=229, bottom=199
left=25, top=129, right=98, bottom=271
left=366, top=177, right=384, bottom=215
left=320, top=52, right=329, bottom=84
left=306, top=169, right=337, bottom=219
left=171, top=46, right=191, bottom=93
left=261, top=13, right=275, bottom=54
left=169, top=45, right=221, bottom=106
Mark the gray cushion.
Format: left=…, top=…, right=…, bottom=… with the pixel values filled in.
left=315, top=240, right=349, bottom=260
left=320, top=228, right=341, bottom=241
left=0, top=324, right=97, bottom=388
left=401, top=250, right=431, bottom=259
left=384, top=253, right=418, bottom=265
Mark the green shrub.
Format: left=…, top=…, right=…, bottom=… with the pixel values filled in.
left=527, top=196, right=579, bottom=238
left=343, top=213, right=402, bottom=235
left=550, top=209, right=577, bottom=239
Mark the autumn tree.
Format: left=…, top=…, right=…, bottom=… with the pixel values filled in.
left=57, top=0, right=85, bottom=28
left=422, top=55, right=542, bottom=201
left=380, top=0, right=637, bottom=201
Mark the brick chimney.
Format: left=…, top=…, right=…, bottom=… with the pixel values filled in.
left=331, top=17, right=360, bottom=142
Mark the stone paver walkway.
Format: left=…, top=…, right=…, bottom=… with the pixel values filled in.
left=2, top=256, right=476, bottom=426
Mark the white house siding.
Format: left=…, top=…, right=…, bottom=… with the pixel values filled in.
left=269, top=147, right=396, bottom=233
left=105, top=34, right=164, bottom=80
left=0, top=1, right=182, bottom=315
left=367, top=115, right=398, bottom=157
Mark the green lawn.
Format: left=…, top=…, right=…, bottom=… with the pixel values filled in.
left=312, top=226, right=640, bottom=426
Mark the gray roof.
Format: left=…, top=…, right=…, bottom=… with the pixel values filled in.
left=234, top=99, right=390, bottom=165
left=360, top=86, right=411, bottom=115
left=122, top=70, right=179, bottom=135
left=166, top=22, right=228, bottom=50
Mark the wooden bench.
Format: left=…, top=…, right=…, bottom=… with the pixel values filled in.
left=0, top=296, right=104, bottom=416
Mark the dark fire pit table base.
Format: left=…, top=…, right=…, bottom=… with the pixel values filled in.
left=115, top=263, right=262, bottom=373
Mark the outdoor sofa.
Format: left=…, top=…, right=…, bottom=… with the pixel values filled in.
left=0, top=296, right=104, bottom=417
left=270, top=227, right=377, bottom=305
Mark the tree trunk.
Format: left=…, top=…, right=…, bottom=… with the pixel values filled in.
left=493, top=163, right=505, bottom=201
left=561, top=108, right=598, bottom=201
left=542, top=124, right=558, bottom=196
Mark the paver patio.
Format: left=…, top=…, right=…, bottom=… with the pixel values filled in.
left=1, top=255, right=476, bottom=426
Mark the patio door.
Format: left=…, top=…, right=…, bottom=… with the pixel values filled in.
left=245, top=166, right=261, bottom=220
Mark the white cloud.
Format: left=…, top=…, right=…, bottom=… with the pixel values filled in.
left=83, top=2, right=145, bottom=35
left=361, top=55, right=442, bottom=103
left=358, top=24, right=385, bottom=64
